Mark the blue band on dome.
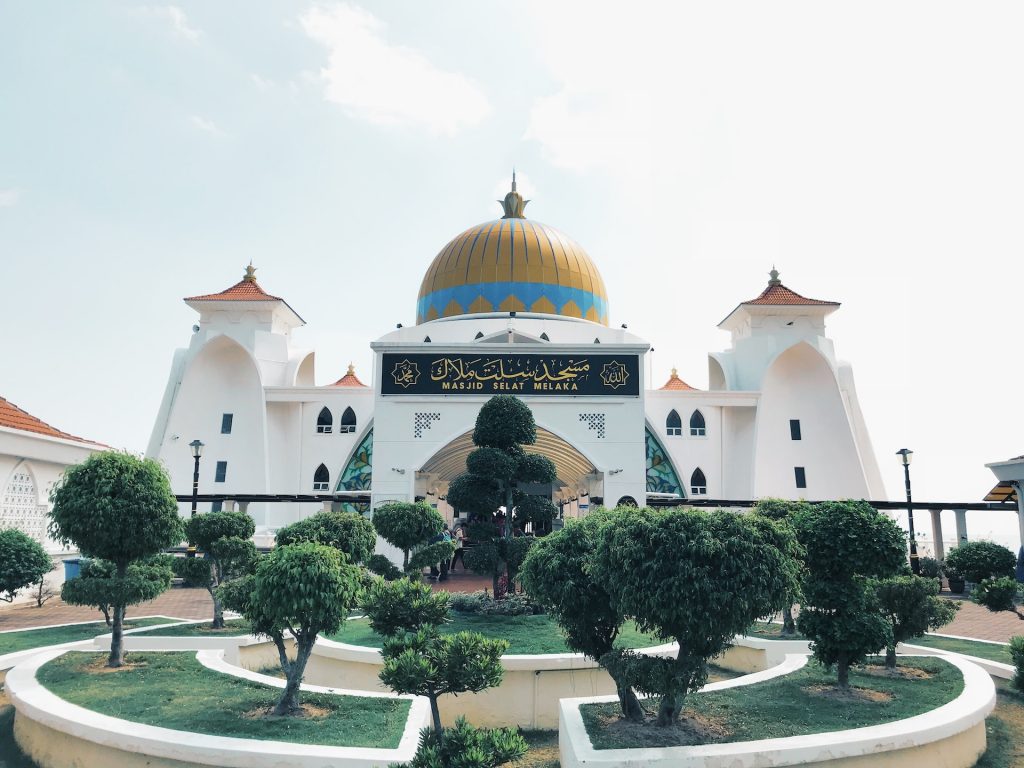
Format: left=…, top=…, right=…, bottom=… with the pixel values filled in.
left=417, top=282, right=608, bottom=324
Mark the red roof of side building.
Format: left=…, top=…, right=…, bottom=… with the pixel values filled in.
left=741, top=269, right=839, bottom=307
left=331, top=363, right=367, bottom=387
left=0, top=396, right=104, bottom=447
left=185, top=265, right=283, bottom=302
left=659, top=368, right=697, bottom=391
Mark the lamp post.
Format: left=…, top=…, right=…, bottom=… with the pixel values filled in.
left=896, top=448, right=920, bottom=575
left=187, top=439, right=204, bottom=558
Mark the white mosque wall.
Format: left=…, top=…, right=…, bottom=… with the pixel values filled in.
left=722, top=406, right=757, bottom=499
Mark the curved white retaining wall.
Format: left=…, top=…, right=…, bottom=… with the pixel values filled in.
left=559, top=653, right=996, bottom=768
left=6, top=648, right=430, bottom=768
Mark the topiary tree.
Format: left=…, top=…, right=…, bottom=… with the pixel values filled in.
left=873, top=575, right=960, bottom=668
left=520, top=509, right=643, bottom=720
left=276, top=509, right=376, bottom=565
left=361, top=578, right=509, bottom=737
left=398, top=716, right=527, bottom=768
left=792, top=500, right=906, bottom=689
left=246, top=542, right=361, bottom=715
left=63, top=556, right=173, bottom=627
left=974, top=576, right=1021, bottom=617
left=0, top=529, right=52, bottom=603
left=752, top=498, right=809, bottom=636
left=594, top=507, right=800, bottom=725
left=1010, top=636, right=1024, bottom=692
left=49, top=451, right=185, bottom=667
left=372, top=502, right=452, bottom=578
left=178, top=510, right=257, bottom=629
left=945, top=541, right=1015, bottom=585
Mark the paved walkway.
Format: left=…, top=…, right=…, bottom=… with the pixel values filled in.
left=938, top=594, right=1024, bottom=642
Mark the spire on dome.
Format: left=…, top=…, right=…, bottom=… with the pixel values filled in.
left=498, top=170, right=529, bottom=219
left=659, top=367, right=697, bottom=391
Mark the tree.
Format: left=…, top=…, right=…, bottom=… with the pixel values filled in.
left=361, top=578, right=508, bottom=736
left=752, top=498, right=809, bottom=636
left=974, top=576, right=1021, bottom=617
left=0, top=529, right=52, bottom=603
left=178, top=511, right=257, bottom=629
left=398, top=717, right=527, bottom=768
left=520, top=509, right=643, bottom=720
left=245, top=542, right=361, bottom=715
left=945, top=541, right=1015, bottom=584
left=276, top=510, right=376, bottom=565
left=49, top=451, right=185, bottom=667
left=593, top=507, right=800, bottom=725
left=372, top=502, right=452, bottom=577
left=63, top=557, right=173, bottom=626
left=873, top=575, right=960, bottom=668
left=792, top=500, right=906, bottom=689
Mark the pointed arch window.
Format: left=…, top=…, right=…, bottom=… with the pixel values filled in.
left=316, top=407, right=333, bottom=434
left=690, top=468, right=707, bottom=495
left=340, top=406, right=357, bottom=434
left=689, top=410, right=706, bottom=437
left=666, top=410, right=682, bottom=436
left=313, top=463, right=330, bottom=491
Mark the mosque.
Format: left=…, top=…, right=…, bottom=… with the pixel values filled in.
left=146, top=178, right=886, bottom=534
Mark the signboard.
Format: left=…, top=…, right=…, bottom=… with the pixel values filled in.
left=381, top=353, right=640, bottom=397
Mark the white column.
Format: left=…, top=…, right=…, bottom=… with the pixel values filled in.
left=223, top=500, right=235, bottom=512
left=930, top=509, right=945, bottom=562
left=1015, top=482, right=1024, bottom=554
left=954, top=509, right=968, bottom=546
left=322, top=500, right=332, bottom=513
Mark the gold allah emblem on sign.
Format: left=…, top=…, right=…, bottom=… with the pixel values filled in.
left=600, top=361, right=629, bottom=389
left=391, top=359, right=420, bottom=388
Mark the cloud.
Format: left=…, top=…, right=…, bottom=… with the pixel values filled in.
left=189, top=115, right=226, bottom=137
left=0, top=188, right=21, bottom=207
left=300, top=3, right=491, bottom=135
left=140, top=5, right=201, bottom=43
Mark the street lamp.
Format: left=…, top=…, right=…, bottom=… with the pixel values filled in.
left=896, top=448, right=920, bottom=575
left=187, top=439, right=204, bottom=558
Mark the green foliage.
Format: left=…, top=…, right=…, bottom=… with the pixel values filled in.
left=594, top=507, right=800, bottom=724
left=513, top=494, right=557, bottom=528
left=49, top=451, right=184, bottom=565
left=873, top=575, right=960, bottom=667
left=918, top=556, right=942, bottom=579
left=472, top=395, right=537, bottom=449
left=448, top=591, right=539, bottom=616
left=188, top=511, right=255, bottom=551
left=372, top=502, right=445, bottom=573
left=185, top=511, right=258, bottom=628
left=217, top=573, right=255, bottom=617
left=63, top=558, right=173, bottom=623
left=751, top=497, right=811, bottom=521
left=408, top=540, right=456, bottom=574
left=446, top=474, right=501, bottom=518
left=275, top=510, right=375, bottom=565
left=0, top=529, right=51, bottom=603
left=366, top=554, right=403, bottom=581
left=393, top=717, right=527, bottom=768
left=793, top=500, right=907, bottom=687
left=1010, top=636, right=1024, bottom=693
left=945, top=541, right=1016, bottom=584
left=360, top=578, right=451, bottom=636
left=974, top=577, right=1020, bottom=613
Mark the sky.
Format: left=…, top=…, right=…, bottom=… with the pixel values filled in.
left=2, top=2, right=1023, bottom=548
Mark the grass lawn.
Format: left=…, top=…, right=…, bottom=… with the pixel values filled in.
left=0, top=617, right=177, bottom=656
left=581, top=656, right=963, bottom=749
left=743, top=621, right=806, bottom=641
left=976, top=680, right=1024, bottom=768
left=130, top=618, right=254, bottom=637
left=327, top=613, right=663, bottom=655
left=0, top=672, right=41, bottom=768
left=38, top=652, right=410, bottom=748
left=906, top=634, right=1012, bottom=665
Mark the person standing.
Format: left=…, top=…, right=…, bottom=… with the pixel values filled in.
left=450, top=524, right=466, bottom=571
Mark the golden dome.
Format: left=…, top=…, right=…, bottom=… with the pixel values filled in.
left=416, top=179, right=609, bottom=325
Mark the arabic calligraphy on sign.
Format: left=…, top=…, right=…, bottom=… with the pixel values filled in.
left=427, top=357, right=592, bottom=392
left=600, top=360, right=629, bottom=390
left=391, top=359, right=420, bottom=388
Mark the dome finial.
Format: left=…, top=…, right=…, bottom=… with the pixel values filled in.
left=768, top=265, right=781, bottom=286
left=498, top=171, right=529, bottom=219
left=244, top=262, right=257, bottom=282
left=347, top=361, right=355, bottom=376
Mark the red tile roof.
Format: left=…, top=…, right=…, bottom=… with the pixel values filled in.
left=185, top=265, right=283, bottom=302
left=331, top=363, right=367, bottom=387
left=660, top=368, right=697, bottom=391
left=741, top=269, right=838, bottom=307
left=0, top=396, right=103, bottom=446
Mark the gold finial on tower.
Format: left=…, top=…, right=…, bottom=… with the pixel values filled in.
left=671, top=367, right=679, bottom=378
left=347, top=362, right=356, bottom=376
left=243, top=263, right=257, bottom=282
left=498, top=169, right=529, bottom=219
left=768, top=266, right=781, bottom=286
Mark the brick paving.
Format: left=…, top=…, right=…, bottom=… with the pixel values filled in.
left=937, top=594, right=1024, bottom=643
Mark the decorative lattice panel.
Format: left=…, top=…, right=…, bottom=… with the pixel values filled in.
left=414, top=412, right=441, bottom=439
left=1, top=471, right=48, bottom=543
left=579, top=413, right=606, bottom=439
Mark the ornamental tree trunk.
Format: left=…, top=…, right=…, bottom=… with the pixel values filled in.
left=504, top=486, right=514, bottom=539
left=428, top=693, right=443, bottom=734
left=273, top=634, right=314, bottom=716
left=615, top=681, right=644, bottom=722
left=885, top=645, right=897, bottom=669
left=208, top=585, right=224, bottom=629
left=782, top=605, right=797, bottom=636
left=836, top=653, right=850, bottom=690
left=107, top=562, right=128, bottom=668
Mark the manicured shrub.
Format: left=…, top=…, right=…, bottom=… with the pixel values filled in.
left=793, top=500, right=906, bottom=689
left=399, top=716, right=527, bottom=768
left=449, top=590, right=539, bottom=616
left=594, top=507, right=799, bottom=725
left=752, top=498, right=808, bottom=635
left=275, top=510, right=376, bottom=565
left=945, top=541, right=1015, bottom=584
left=974, top=576, right=1020, bottom=614
left=918, top=556, right=942, bottom=579
left=1010, top=636, right=1024, bottom=692
left=360, top=577, right=450, bottom=636
left=179, top=511, right=257, bottom=628
left=372, top=502, right=450, bottom=577
left=873, top=575, right=959, bottom=668
left=63, top=556, right=173, bottom=627
left=521, top=510, right=643, bottom=720
left=0, top=529, right=52, bottom=603
left=367, top=553, right=403, bottom=581
left=49, top=451, right=185, bottom=666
